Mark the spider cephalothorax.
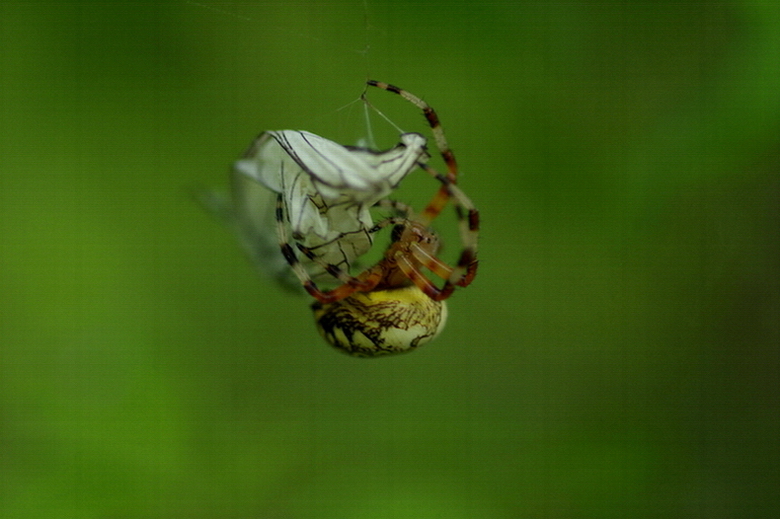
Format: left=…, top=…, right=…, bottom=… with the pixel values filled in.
left=231, top=81, right=479, bottom=356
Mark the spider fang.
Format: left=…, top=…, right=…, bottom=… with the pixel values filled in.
left=312, top=285, right=448, bottom=357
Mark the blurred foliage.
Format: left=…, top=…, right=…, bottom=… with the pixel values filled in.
left=1, top=1, right=778, bottom=517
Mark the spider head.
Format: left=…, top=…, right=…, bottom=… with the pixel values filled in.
left=311, top=285, right=448, bottom=357
left=390, top=220, right=440, bottom=254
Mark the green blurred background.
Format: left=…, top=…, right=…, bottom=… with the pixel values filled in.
left=2, top=1, right=778, bottom=517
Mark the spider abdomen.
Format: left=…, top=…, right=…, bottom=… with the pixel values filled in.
left=311, top=285, right=447, bottom=357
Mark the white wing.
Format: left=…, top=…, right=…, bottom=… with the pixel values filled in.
left=232, top=130, right=428, bottom=288
left=229, top=169, right=300, bottom=289
left=260, top=131, right=427, bottom=198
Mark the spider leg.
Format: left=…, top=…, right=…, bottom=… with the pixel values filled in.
left=395, top=254, right=455, bottom=302
left=366, top=81, right=456, bottom=182
left=275, top=194, right=381, bottom=303
left=397, top=219, right=477, bottom=301
left=366, top=80, right=459, bottom=224
left=364, top=210, right=461, bottom=284
left=418, top=180, right=451, bottom=225
left=373, top=198, right=415, bottom=219
left=416, top=163, right=479, bottom=287
left=390, top=187, right=477, bottom=299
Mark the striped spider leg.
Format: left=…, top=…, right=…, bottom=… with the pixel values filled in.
left=366, top=80, right=479, bottom=293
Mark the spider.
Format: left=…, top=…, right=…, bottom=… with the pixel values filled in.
left=276, top=81, right=480, bottom=356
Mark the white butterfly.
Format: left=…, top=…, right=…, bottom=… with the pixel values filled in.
left=230, top=130, right=429, bottom=289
